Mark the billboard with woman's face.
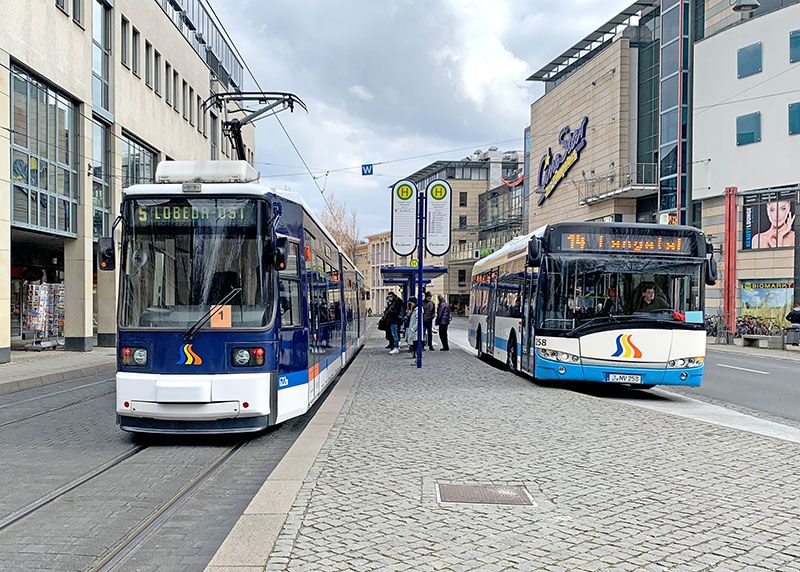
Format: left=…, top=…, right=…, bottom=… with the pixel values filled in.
left=742, top=190, right=796, bottom=250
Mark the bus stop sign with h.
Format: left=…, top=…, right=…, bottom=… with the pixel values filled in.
left=391, top=179, right=452, bottom=368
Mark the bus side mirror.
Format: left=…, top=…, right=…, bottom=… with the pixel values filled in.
left=275, top=237, right=288, bottom=272
left=98, top=237, right=115, bottom=271
left=527, top=239, right=541, bottom=267
left=705, top=256, right=718, bottom=286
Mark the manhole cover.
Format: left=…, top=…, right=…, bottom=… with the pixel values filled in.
left=436, top=484, right=534, bottom=506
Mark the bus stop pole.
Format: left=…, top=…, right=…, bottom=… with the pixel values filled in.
left=416, top=188, right=426, bottom=369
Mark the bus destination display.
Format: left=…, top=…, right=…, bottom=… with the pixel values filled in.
left=559, top=232, right=694, bottom=255
left=134, top=201, right=257, bottom=226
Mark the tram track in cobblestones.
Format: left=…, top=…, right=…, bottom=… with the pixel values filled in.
left=90, top=441, right=246, bottom=572
left=0, top=445, right=146, bottom=532
left=0, top=388, right=115, bottom=428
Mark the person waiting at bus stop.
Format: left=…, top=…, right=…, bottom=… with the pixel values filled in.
left=436, top=294, right=451, bottom=351
left=386, top=292, right=405, bottom=354
left=422, top=291, right=436, bottom=350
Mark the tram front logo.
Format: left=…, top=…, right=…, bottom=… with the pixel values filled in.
left=177, top=343, right=203, bottom=365
left=612, top=334, right=642, bottom=359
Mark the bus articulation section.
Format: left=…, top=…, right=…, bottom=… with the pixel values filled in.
left=468, top=222, right=717, bottom=388
left=100, top=161, right=365, bottom=434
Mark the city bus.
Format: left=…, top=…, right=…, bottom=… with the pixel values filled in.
left=99, top=161, right=365, bottom=433
left=468, top=222, right=717, bottom=388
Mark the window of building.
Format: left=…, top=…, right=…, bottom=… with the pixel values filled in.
left=459, top=215, right=467, bottom=229
left=154, top=51, right=161, bottom=95
left=458, top=270, right=467, bottom=286
left=145, top=41, right=153, bottom=88
left=182, top=81, right=188, bottom=120
left=736, top=112, right=762, bottom=145
left=165, top=63, right=172, bottom=103
left=188, top=86, right=194, bottom=125
left=210, top=113, right=218, bottom=159
left=791, top=30, right=800, bottom=64
left=121, top=134, right=157, bottom=188
left=73, top=0, right=82, bottom=24
left=173, top=71, right=179, bottom=112
left=790, top=102, right=800, bottom=136
left=92, top=0, right=111, bottom=111
left=132, top=27, right=141, bottom=76
left=10, top=67, right=80, bottom=236
left=56, top=0, right=67, bottom=13
left=121, top=17, right=129, bottom=67
left=737, top=42, right=762, bottom=79
left=459, top=192, right=467, bottom=207
left=197, top=95, right=203, bottom=133
left=92, top=121, right=111, bottom=237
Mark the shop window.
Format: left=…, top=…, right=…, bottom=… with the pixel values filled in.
left=737, top=42, right=762, bottom=79
left=790, top=103, right=800, bottom=135
left=790, top=30, right=800, bottom=63
left=736, top=112, right=761, bottom=146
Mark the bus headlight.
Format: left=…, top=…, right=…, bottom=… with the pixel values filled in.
left=668, top=356, right=704, bottom=368
left=232, top=347, right=266, bottom=367
left=537, top=348, right=581, bottom=364
left=133, top=348, right=148, bottom=366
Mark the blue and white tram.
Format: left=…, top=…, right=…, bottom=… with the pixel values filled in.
left=100, top=161, right=365, bottom=433
left=469, top=222, right=716, bottom=388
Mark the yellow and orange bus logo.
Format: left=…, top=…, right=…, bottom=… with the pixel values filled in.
left=176, top=343, right=203, bottom=365
left=612, top=334, right=642, bottom=359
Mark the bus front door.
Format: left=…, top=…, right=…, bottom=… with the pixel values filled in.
left=520, top=272, right=536, bottom=375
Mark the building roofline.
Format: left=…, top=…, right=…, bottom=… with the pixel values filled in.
left=527, top=0, right=658, bottom=83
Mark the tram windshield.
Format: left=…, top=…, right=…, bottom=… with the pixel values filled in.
left=537, top=255, right=703, bottom=334
left=119, top=197, right=272, bottom=329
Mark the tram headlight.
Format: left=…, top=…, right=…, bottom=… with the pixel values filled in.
left=231, top=347, right=266, bottom=367
left=121, top=347, right=147, bottom=367
left=667, top=356, right=704, bottom=368
left=233, top=349, right=252, bottom=366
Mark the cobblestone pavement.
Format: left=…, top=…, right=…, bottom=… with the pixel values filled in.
left=265, top=331, right=800, bottom=571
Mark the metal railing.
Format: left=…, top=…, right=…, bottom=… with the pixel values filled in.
left=578, top=163, right=658, bottom=205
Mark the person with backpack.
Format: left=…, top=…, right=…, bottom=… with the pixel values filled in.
left=386, top=292, right=405, bottom=354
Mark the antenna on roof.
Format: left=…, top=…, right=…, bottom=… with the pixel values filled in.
left=203, top=92, right=308, bottom=161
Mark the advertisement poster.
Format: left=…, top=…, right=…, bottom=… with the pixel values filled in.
left=742, top=190, right=796, bottom=250
left=740, top=279, right=795, bottom=324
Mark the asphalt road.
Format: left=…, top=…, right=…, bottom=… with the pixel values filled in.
left=448, top=319, right=800, bottom=426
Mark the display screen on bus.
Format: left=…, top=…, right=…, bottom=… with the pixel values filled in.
left=558, top=232, right=695, bottom=256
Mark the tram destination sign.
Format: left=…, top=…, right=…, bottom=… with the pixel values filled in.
left=133, top=200, right=258, bottom=226
left=391, top=180, right=418, bottom=256
left=559, top=231, right=695, bottom=256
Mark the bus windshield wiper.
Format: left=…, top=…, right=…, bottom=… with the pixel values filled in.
left=183, top=287, right=242, bottom=340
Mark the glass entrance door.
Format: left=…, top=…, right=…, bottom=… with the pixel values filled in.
left=11, top=279, right=23, bottom=340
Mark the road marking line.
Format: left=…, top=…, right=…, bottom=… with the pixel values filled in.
left=717, top=364, right=770, bottom=375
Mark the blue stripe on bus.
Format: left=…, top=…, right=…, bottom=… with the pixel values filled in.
left=493, top=336, right=522, bottom=356
left=278, top=348, right=346, bottom=391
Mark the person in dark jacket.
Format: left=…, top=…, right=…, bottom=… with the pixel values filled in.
left=386, top=292, right=405, bottom=354
left=436, top=294, right=451, bottom=351
left=422, top=291, right=436, bottom=350
left=787, top=305, right=800, bottom=346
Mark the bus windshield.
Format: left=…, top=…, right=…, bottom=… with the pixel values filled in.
left=119, top=197, right=272, bottom=329
left=537, top=255, right=702, bottom=333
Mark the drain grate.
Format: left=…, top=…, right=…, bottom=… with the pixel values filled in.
left=436, top=483, right=534, bottom=506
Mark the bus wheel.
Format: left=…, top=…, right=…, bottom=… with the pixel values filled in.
left=506, top=338, right=518, bottom=373
left=476, top=328, right=484, bottom=359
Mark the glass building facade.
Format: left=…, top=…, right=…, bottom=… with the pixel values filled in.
left=10, top=67, right=79, bottom=236
left=121, top=134, right=157, bottom=188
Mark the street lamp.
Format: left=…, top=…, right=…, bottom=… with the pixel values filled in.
left=730, top=0, right=760, bottom=12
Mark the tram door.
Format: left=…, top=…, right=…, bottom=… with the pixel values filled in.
left=520, top=271, right=537, bottom=375
left=485, top=269, right=498, bottom=355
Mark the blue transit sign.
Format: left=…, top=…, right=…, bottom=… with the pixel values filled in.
left=361, top=164, right=374, bottom=176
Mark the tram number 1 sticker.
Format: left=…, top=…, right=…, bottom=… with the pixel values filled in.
left=211, top=305, right=232, bottom=328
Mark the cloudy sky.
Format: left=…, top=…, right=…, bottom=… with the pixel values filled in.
left=214, top=0, right=633, bottom=236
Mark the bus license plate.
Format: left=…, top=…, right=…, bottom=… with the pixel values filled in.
left=606, top=373, right=642, bottom=384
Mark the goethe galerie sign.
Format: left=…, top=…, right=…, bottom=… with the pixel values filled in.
left=537, top=116, right=589, bottom=206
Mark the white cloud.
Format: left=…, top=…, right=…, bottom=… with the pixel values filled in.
left=348, top=84, right=374, bottom=102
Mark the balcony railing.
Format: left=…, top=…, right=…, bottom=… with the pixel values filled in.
left=578, top=163, right=658, bottom=206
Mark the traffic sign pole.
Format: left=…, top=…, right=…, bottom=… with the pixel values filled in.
left=416, top=188, right=425, bottom=369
